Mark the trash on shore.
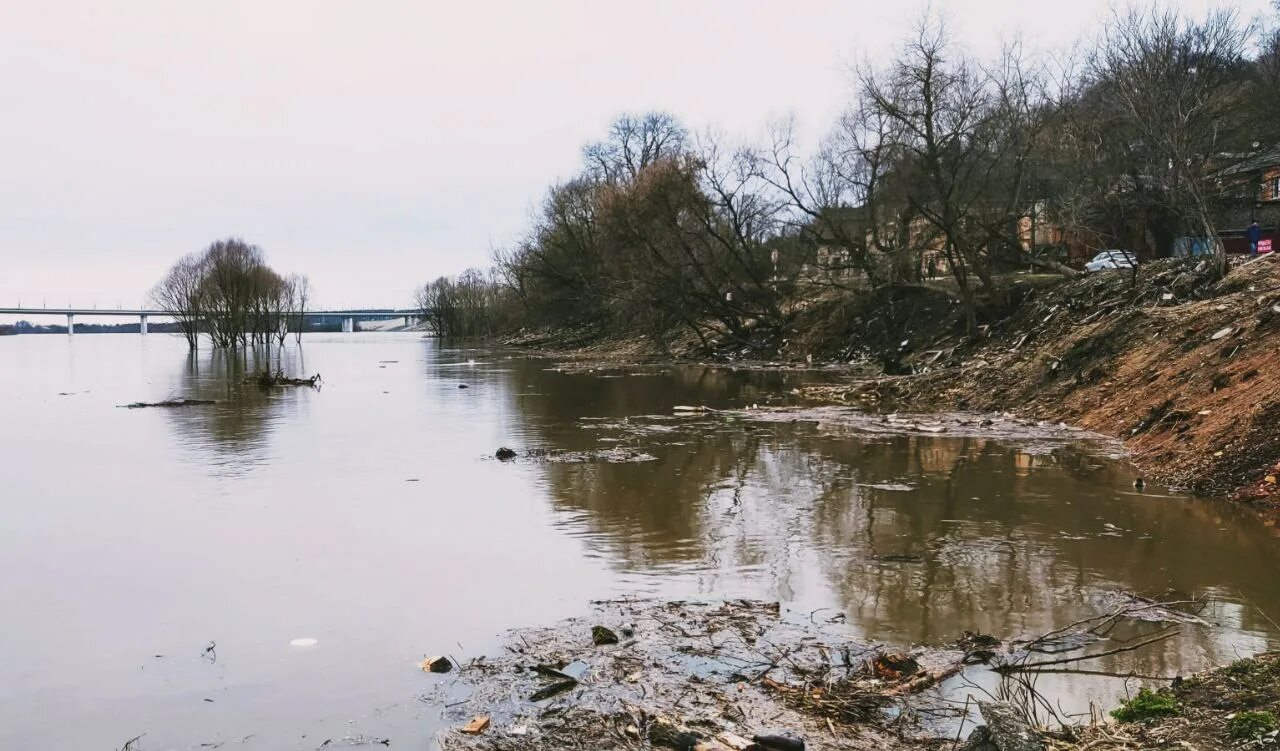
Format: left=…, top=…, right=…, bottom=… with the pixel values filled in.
left=460, top=715, right=491, bottom=735
left=316, top=733, right=390, bottom=747
left=421, top=655, right=453, bottom=673
left=591, top=626, right=619, bottom=645
left=427, top=599, right=966, bottom=750
left=425, top=593, right=1223, bottom=750
left=753, top=735, right=806, bottom=751
left=120, top=398, right=217, bottom=409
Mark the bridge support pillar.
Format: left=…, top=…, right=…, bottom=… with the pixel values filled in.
left=139, top=314, right=148, bottom=335
left=342, top=317, right=355, bottom=333
left=66, top=313, right=75, bottom=335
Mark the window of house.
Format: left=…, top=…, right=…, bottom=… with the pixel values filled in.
left=1272, top=175, right=1280, bottom=201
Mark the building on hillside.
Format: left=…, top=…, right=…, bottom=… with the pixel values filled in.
left=803, top=206, right=950, bottom=284
left=1014, top=201, right=1107, bottom=265
left=1213, top=149, right=1280, bottom=253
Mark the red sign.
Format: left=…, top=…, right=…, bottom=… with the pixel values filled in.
left=1261, top=239, right=1274, bottom=254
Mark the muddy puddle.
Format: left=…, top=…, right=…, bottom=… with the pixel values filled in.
left=1, top=335, right=1278, bottom=749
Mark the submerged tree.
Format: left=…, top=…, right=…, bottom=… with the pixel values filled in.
left=415, top=268, right=518, bottom=338
left=291, top=274, right=310, bottom=344
left=150, top=252, right=205, bottom=349
left=150, top=238, right=307, bottom=350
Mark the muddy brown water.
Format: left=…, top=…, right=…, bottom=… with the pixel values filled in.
left=2, top=333, right=1279, bottom=749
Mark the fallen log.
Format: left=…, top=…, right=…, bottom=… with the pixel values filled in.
left=120, top=398, right=216, bottom=409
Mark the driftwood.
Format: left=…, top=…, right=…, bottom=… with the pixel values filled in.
left=121, top=398, right=216, bottom=409
left=248, top=370, right=321, bottom=388
left=997, top=630, right=1180, bottom=675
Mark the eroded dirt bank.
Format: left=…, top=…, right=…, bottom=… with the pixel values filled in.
left=803, top=256, right=1280, bottom=509
left=510, top=256, right=1280, bottom=509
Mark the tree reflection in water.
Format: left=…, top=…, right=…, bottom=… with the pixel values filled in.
left=497, top=358, right=1280, bottom=707
left=162, top=344, right=314, bottom=473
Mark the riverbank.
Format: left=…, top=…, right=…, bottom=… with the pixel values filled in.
left=818, top=255, right=1280, bottom=507
left=507, top=256, right=1280, bottom=510
left=1043, top=652, right=1280, bottom=749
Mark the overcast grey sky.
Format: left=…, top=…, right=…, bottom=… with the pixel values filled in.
left=1, top=0, right=1271, bottom=310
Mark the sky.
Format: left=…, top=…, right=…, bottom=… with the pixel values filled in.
left=1, top=0, right=1274, bottom=311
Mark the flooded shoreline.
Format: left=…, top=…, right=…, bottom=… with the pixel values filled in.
left=1, top=333, right=1277, bottom=749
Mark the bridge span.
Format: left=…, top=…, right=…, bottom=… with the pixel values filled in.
left=0, top=307, right=423, bottom=334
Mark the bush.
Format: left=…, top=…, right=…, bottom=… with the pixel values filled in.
left=1230, top=710, right=1278, bottom=740
left=1111, top=688, right=1180, bottom=723
left=1227, top=658, right=1260, bottom=677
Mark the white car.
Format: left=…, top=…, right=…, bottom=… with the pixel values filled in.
left=1085, top=250, right=1136, bottom=272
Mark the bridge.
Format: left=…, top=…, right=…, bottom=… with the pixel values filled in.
left=0, top=306, right=424, bottom=334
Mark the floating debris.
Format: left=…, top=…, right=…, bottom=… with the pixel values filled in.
left=741, top=407, right=1114, bottom=452
left=873, top=554, right=925, bottom=564
left=249, top=370, right=321, bottom=388
left=492, top=447, right=658, bottom=464
left=121, top=398, right=217, bottom=409
left=859, top=482, right=916, bottom=492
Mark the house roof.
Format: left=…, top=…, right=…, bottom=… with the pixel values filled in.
left=1213, top=148, right=1280, bottom=179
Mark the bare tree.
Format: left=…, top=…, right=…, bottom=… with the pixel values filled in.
left=1251, top=20, right=1280, bottom=146
left=1089, top=7, right=1255, bottom=277
left=856, top=16, right=1051, bottom=333
left=151, top=238, right=304, bottom=350
left=150, top=253, right=206, bottom=349
left=416, top=269, right=517, bottom=338
left=291, top=274, right=310, bottom=344
left=434, top=5, right=1279, bottom=358
left=583, top=112, right=688, bottom=184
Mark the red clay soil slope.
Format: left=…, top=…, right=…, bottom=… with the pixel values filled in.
left=832, top=256, right=1280, bottom=510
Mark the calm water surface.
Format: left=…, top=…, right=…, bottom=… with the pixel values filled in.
left=2, top=333, right=1279, bottom=749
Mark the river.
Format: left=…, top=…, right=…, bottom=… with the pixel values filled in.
left=2, top=332, right=1278, bottom=749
